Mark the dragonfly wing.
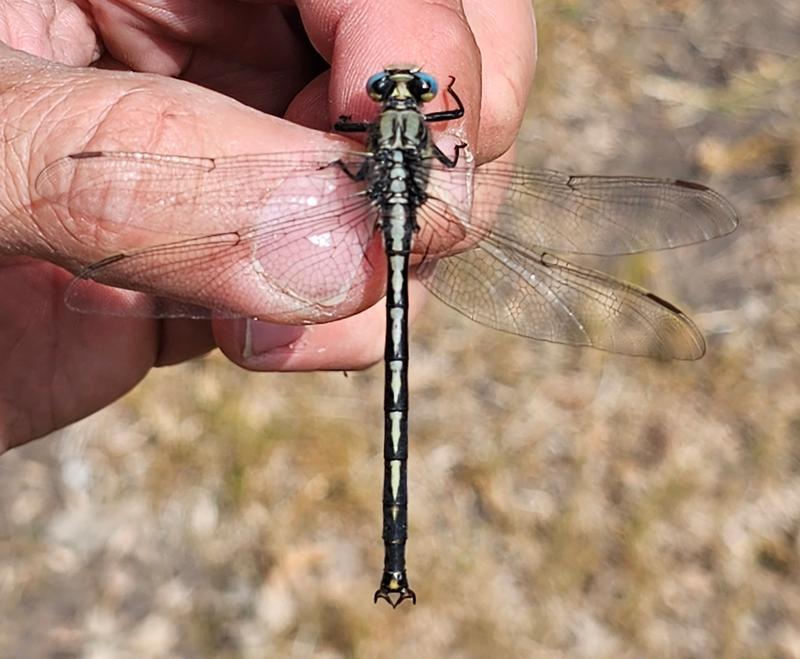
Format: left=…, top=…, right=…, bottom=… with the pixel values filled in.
left=36, top=149, right=386, bottom=319
left=36, top=149, right=368, bottom=243
left=426, top=161, right=739, bottom=256
left=417, top=242, right=706, bottom=359
left=64, top=196, right=383, bottom=320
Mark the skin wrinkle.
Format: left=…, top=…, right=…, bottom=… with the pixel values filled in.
left=28, top=176, right=90, bottom=264
left=16, top=1, right=94, bottom=65
left=0, top=54, right=48, bottom=99
left=0, top=94, right=53, bottom=235
left=54, top=6, right=102, bottom=65
left=49, top=6, right=96, bottom=64
left=7, top=2, right=41, bottom=49
left=101, top=0, right=155, bottom=33
left=141, top=88, right=179, bottom=149
left=40, top=76, right=108, bottom=155
left=65, top=79, right=186, bottom=156
left=93, top=1, right=181, bottom=74
left=94, top=80, right=219, bottom=155
left=131, top=0, right=186, bottom=30
left=25, top=85, right=70, bottom=170
left=42, top=3, right=58, bottom=48
left=28, top=215, right=60, bottom=260
left=0, top=135, right=31, bottom=221
left=26, top=84, right=119, bottom=254
left=420, top=0, right=467, bottom=15
left=16, top=81, right=191, bottom=261
left=23, top=83, right=99, bottom=251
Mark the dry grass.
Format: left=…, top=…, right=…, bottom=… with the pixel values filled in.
left=2, top=1, right=799, bottom=657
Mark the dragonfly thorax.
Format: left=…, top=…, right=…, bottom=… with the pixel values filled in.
left=364, top=113, right=432, bottom=218
left=373, top=108, right=430, bottom=151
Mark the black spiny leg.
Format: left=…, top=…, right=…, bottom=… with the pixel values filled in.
left=426, top=77, right=468, bottom=169
left=334, top=114, right=370, bottom=132
left=320, top=157, right=369, bottom=181
left=330, top=115, right=370, bottom=179
left=431, top=141, right=468, bottom=169
left=424, top=76, right=465, bottom=123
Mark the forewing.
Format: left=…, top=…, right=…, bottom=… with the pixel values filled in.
left=36, top=149, right=368, bottom=241
left=36, top=149, right=384, bottom=319
left=425, top=161, right=739, bottom=256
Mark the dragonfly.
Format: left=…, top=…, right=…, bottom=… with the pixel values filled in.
left=35, top=67, right=739, bottom=608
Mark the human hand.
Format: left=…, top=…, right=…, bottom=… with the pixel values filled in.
left=0, top=0, right=536, bottom=449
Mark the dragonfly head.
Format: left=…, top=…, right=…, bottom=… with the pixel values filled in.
left=366, top=67, right=438, bottom=105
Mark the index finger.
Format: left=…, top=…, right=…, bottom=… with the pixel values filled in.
left=294, top=0, right=536, bottom=162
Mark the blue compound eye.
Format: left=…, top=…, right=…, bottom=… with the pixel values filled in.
left=410, top=71, right=438, bottom=102
left=367, top=72, right=393, bottom=101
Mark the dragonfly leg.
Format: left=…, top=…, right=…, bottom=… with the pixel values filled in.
left=334, top=115, right=370, bottom=132
left=424, top=75, right=465, bottom=123
left=320, top=158, right=369, bottom=181
left=431, top=141, right=468, bottom=168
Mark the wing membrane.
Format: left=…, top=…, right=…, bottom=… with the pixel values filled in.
left=38, top=149, right=386, bottom=319
left=37, top=146, right=734, bottom=351
left=36, top=149, right=367, bottom=239
left=417, top=242, right=705, bottom=360
left=63, top=196, right=381, bottom=319
left=425, top=161, right=739, bottom=256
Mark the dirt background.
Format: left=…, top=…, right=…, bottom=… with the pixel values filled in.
left=2, top=1, right=799, bottom=657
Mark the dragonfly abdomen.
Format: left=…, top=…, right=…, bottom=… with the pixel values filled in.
left=375, top=190, right=416, bottom=605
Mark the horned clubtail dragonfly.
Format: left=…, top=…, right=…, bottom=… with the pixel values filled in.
left=36, top=67, right=739, bottom=607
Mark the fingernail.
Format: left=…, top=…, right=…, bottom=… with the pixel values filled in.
left=242, top=319, right=305, bottom=358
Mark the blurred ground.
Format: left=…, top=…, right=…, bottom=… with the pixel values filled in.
left=2, top=1, right=799, bottom=657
